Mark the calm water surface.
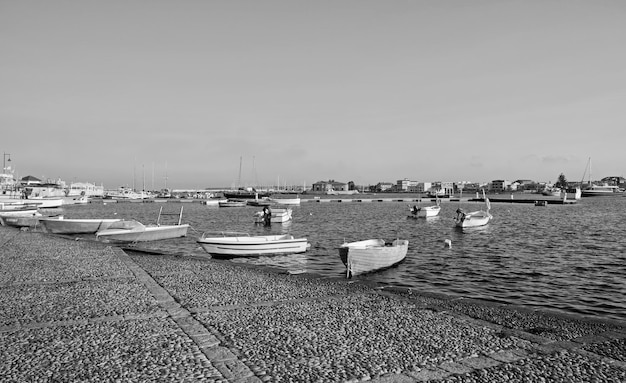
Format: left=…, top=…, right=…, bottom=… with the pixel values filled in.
left=60, top=196, right=626, bottom=322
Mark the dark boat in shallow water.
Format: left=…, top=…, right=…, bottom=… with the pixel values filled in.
left=223, top=188, right=272, bottom=199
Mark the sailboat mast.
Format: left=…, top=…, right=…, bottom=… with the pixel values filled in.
left=164, top=161, right=168, bottom=190
left=237, top=156, right=242, bottom=188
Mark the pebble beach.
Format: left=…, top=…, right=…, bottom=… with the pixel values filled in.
left=1, top=226, right=625, bottom=382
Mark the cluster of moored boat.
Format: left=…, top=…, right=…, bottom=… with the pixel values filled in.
left=0, top=192, right=494, bottom=279
left=408, top=191, right=493, bottom=229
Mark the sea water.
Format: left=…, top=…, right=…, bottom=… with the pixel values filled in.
left=58, top=196, right=626, bottom=322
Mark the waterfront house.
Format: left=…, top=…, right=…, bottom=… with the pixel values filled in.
left=311, top=180, right=349, bottom=193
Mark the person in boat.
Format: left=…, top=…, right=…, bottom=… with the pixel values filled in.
left=262, top=206, right=272, bottom=226
left=410, top=205, right=419, bottom=215
left=455, top=208, right=465, bottom=222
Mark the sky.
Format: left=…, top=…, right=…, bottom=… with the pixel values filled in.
left=2, top=0, right=625, bottom=190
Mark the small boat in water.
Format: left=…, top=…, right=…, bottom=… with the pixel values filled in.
left=454, top=191, right=492, bottom=228
left=339, top=238, right=409, bottom=278
left=197, top=232, right=310, bottom=257
left=247, top=198, right=272, bottom=207
left=270, top=196, right=301, bottom=205
left=202, top=198, right=228, bottom=206
left=408, top=198, right=441, bottom=218
left=218, top=199, right=247, bottom=207
left=253, top=208, right=292, bottom=224
left=39, top=217, right=122, bottom=234
left=96, top=206, right=189, bottom=242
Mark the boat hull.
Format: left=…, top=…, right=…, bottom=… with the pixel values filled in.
left=223, top=191, right=272, bottom=199
left=455, top=211, right=492, bottom=228
left=339, top=239, right=409, bottom=278
left=96, top=224, right=189, bottom=242
left=270, top=198, right=301, bottom=205
left=253, top=208, right=292, bottom=223
left=417, top=205, right=440, bottom=218
left=202, top=199, right=227, bottom=206
left=40, top=218, right=121, bottom=234
left=581, top=188, right=623, bottom=197
left=197, top=234, right=309, bottom=257
left=219, top=200, right=247, bottom=207
left=0, top=213, right=43, bottom=227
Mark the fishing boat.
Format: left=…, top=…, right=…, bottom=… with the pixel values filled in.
left=541, top=187, right=562, bottom=197
left=338, top=238, right=409, bottom=278
left=0, top=210, right=64, bottom=228
left=218, top=199, right=247, bottom=207
left=270, top=196, right=301, bottom=205
left=95, top=206, right=188, bottom=242
left=454, top=190, right=492, bottom=228
left=580, top=157, right=624, bottom=197
left=197, top=232, right=310, bottom=257
left=247, top=198, right=272, bottom=207
left=0, top=212, right=43, bottom=228
left=202, top=198, right=228, bottom=206
left=408, top=198, right=441, bottom=218
left=0, top=198, right=64, bottom=208
left=0, top=202, right=39, bottom=214
left=253, top=208, right=292, bottom=224
left=581, top=184, right=622, bottom=197
left=39, top=217, right=122, bottom=234
left=223, top=189, right=272, bottom=199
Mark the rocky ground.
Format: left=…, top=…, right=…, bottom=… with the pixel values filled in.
left=0, top=227, right=624, bottom=382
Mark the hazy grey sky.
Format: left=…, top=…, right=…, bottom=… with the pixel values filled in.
left=2, top=0, right=625, bottom=190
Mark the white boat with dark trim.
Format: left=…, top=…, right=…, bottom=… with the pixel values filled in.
left=270, top=196, right=301, bottom=205
left=219, top=199, right=247, bottom=207
left=39, top=217, right=122, bottom=234
left=95, top=206, right=189, bottom=242
left=253, top=208, right=292, bottom=224
left=408, top=198, right=441, bottom=218
left=339, top=238, right=409, bottom=278
left=0, top=212, right=43, bottom=228
left=454, top=191, right=492, bottom=228
left=197, top=232, right=310, bottom=257
left=202, top=198, right=228, bottom=206
left=96, top=220, right=189, bottom=242
left=581, top=184, right=623, bottom=197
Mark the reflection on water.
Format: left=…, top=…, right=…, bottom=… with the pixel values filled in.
left=60, top=197, right=626, bottom=321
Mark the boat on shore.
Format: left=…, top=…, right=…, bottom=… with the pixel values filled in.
left=95, top=206, right=189, bottom=242
left=96, top=220, right=189, bottom=242
left=0, top=212, right=43, bottom=228
left=39, top=217, right=122, bottom=234
left=339, top=238, right=409, bottom=278
left=197, top=232, right=310, bottom=257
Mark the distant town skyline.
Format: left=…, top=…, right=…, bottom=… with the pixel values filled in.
left=2, top=1, right=625, bottom=190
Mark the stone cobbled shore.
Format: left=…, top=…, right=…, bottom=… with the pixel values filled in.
left=1, top=227, right=625, bottom=382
